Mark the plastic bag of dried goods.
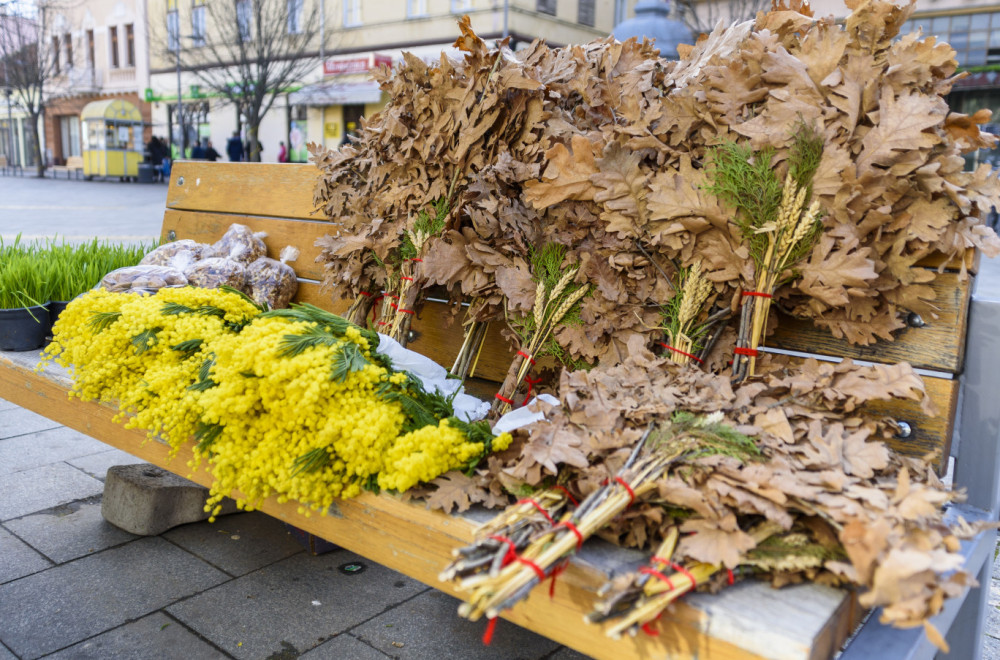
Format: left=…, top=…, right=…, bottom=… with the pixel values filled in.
left=184, top=257, right=249, bottom=291
left=139, top=239, right=210, bottom=268
left=99, top=265, right=188, bottom=294
left=210, top=224, right=267, bottom=264
left=247, top=246, right=300, bottom=309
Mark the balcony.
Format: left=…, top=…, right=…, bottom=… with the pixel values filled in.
left=107, top=67, right=136, bottom=86
left=66, top=66, right=101, bottom=94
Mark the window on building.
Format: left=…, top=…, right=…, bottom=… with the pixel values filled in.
left=52, top=36, right=60, bottom=73
left=451, top=0, right=471, bottom=12
left=167, top=0, right=180, bottom=51
left=237, top=0, right=252, bottom=41
left=900, top=10, right=1000, bottom=67
left=86, top=29, right=95, bottom=68
left=191, top=0, right=206, bottom=45
left=537, top=0, right=556, bottom=16
left=64, top=32, right=72, bottom=68
left=577, top=0, right=594, bottom=26
left=109, top=26, right=119, bottom=67
left=125, top=24, right=134, bottom=66
left=287, top=0, right=303, bottom=33
left=344, top=0, right=361, bottom=26
left=60, top=116, right=81, bottom=159
left=407, top=0, right=427, bottom=17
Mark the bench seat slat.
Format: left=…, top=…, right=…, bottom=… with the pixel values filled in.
left=166, top=163, right=320, bottom=220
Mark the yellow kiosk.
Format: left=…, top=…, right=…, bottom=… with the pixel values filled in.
left=81, top=99, right=144, bottom=179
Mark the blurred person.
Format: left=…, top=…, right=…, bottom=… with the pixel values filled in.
left=205, top=140, right=221, bottom=162
left=226, top=131, right=244, bottom=162
left=278, top=140, right=288, bottom=163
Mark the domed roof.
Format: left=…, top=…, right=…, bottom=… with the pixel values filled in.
left=612, top=0, right=694, bottom=60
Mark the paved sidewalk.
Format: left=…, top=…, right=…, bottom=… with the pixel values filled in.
left=0, top=399, right=588, bottom=659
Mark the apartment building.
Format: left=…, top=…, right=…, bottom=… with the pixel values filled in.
left=145, top=0, right=617, bottom=162
left=42, top=0, right=152, bottom=166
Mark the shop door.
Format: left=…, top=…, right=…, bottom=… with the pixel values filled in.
left=342, top=104, right=364, bottom=146
left=60, top=116, right=81, bottom=160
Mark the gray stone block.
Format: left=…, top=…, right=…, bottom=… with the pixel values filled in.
left=0, top=642, right=15, bottom=659
left=167, top=550, right=425, bottom=659
left=44, top=612, right=228, bottom=660
left=351, top=589, right=561, bottom=660
left=0, top=397, right=17, bottom=412
left=164, top=511, right=302, bottom=577
left=101, top=464, right=236, bottom=536
left=0, top=536, right=228, bottom=659
left=300, top=634, right=392, bottom=659
left=0, top=426, right=109, bottom=476
left=5, top=500, right=137, bottom=564
left=548, top=647, right=595, bottom=660
left=67, top=447, right=144, bottom=481
left=0, top=526, right=51, bottom=584
left=0, top=463, right=104, bottom=522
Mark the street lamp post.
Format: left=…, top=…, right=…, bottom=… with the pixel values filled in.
left=175, top=42, right=185, bottom=158
left=5, top=88, right=13, bottom=166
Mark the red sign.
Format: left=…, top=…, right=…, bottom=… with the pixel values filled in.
left=324, top=53, right=393, bottom=76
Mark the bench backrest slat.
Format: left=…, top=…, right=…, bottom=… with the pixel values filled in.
left=164, top=162, right=969, bottom=470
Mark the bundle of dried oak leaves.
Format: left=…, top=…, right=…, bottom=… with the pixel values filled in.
left=309, top=0, right=1000, bottom=647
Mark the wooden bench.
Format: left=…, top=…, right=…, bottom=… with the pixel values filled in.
left=2, top=160, right=998, bottom=660
left=0, top=154, right=22, bottom=176
left=50, top=155, right=83, bottom=179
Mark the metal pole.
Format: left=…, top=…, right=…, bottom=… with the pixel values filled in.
left=503, top=0, right=509, bottom=39
left=6, top=90, right=13, bottom=166
left=175, top=42, right=185, bottom=158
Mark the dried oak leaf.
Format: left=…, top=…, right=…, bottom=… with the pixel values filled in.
left=522, top=134, right=599, bottom=209
left=425, top=471, right=481, bottom=513
left=677, top=514, right=758, bottom=568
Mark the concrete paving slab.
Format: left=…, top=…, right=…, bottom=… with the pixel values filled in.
left=0, top=398, right=17, bottom=412
left=0, top=463, right=104, bottom=521
left=0, top=426, right=110, bottom=475
left=989, top=598, right=1000, bottom=640
left=0, top=642, right=15, bottom=659
left=67, top=447, right=145, bottom=481
left=167, top=550, right=425, bottom=660
left=164, top=512, right=303, bottom=577
left=549, top=648, right=593, bottom=660
left=0, top=407, right=63, bottom=440
left=985, top=633, right=1000, bottom=660
left=44, top=612, right=228, bottom=660
left=4, top=499, right=137, bottom=564
left=351, top=589, right=561, bottom=660
left=0, top=526, right=51, bottom=584
left=0, top=536, right=228, bottom=659
left=300, top=633, right=392, bottom=659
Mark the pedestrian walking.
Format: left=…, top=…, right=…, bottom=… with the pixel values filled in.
left=278, top=141, right=288, bottom=163
left=226, top=131, right=244, bottom=162
left=205, top=140, right=221, bottom=162
left=191, top=140, right=206, bottom=160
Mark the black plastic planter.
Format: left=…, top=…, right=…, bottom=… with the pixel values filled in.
left=0, top=304, right=50, bottom=351
left=47, top=301, right=71, bottom=337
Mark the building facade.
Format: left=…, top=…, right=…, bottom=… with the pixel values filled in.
left=41, top=0, right=153, bottom=167
left=146, top=0, right=617, bottom=162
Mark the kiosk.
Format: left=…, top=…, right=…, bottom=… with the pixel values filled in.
left=81, top=99, right=144, bottom=179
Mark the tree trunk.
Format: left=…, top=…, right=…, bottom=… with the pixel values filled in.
left=248, top=123, right=260, bottom=162
left=30, top=111, right=44, bottom=178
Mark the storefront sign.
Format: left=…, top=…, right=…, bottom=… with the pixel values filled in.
left=323, top=53, right=393, bottom=76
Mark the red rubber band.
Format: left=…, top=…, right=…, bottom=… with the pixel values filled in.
left=733, top=347, right=758, bottom=357
left=517, top=350, right=536, bottom=366
left=488, top=534, right=518, bottom=566
left=552, top=484, right=578, bottom=506
left=727, top=568, right=734, bottom=586
left=640, top=566, right=676, bottom=591
left=556, top=521, right=584, bottom=551
left=358, top=291, right=372, bottom=297
left=401, top=276, right=414, bottom=282
left=494, top=393, right=514, bottom=405
left=483, top=617, right=498, bottom=645
left=670, top=561, right=698, bottom=589
left=641, top=621, right=660, bottom=637
left=614, top=477, right=636, bottom=508
left=742, top=291, right=772, bottom=299
left=398, top=309, right=415, bottom=315
left=516, top=556, right=547, bottom=582
left=650, top=555, right=672, bottom=565
left=658, top=342, right=704, bottom=364
left=517, top=498, right=554, bottom=525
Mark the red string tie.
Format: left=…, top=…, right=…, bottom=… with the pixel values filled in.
left=548, top=559, right=569, bottom=598
left=516, top=556, right=547, bottom=582
left=390, top=294, right=400, bottom=300
left=389, top=302, right=399, bottom=310
left=409, top=258, right=423, bottom=262
left=517, top=498, right=554, bottom=525
left=640, top=566, right=676, bottom=591
left=614, top=477, right=636, bottom=508
left=733, top=347, right=758, bottom=357
left=401, top=276, right=414, bottom=282
left=555, top=521, right=584, bottom=551
left=398, top=308, right=415, bottom=315
left=522, top=375, right=543, bottom=406
left=494, top=393, right=514, bottom=405
left=741, top=291, right=772, bottom=299
left=727, top=568, right=735, bottom=586
left=483, top=617, right=498, bottom=645
left=658, top=342, right=704, bottom=364
left=488, top=534, right=518, bottom=567
left=358, top=291, right=372, bottom=297
left=641, top=621, right=661, bottom=637
left=669, top=561, right=698, bottom=589
left=377, top=321, right=389, bottom=326
left=552, top=484, right=578, bottom=506
left=516, top=350, right=536, bottom=366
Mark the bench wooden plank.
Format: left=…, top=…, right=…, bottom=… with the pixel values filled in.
left=769, top=272, right=972, bottom=374
left=167, top=163, right=321, bottom=220
left=0, top=350, right=854, bottom=660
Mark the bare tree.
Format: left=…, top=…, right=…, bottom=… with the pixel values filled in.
left=0, top=1, right=60, bottom=177
left=675, top=0, right=770, bottom=36
left=156, top=0, right=320, bottom=162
